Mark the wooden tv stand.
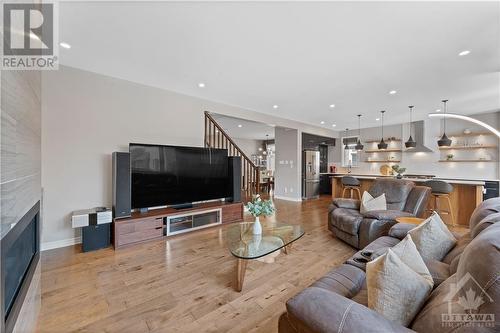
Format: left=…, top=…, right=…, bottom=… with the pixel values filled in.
left=112, top=201, right=243, bottom=249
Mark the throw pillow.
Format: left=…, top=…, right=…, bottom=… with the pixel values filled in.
left=360, top=191, right=387, bottom=214
left=391, top=235, right=434, bottom=287
left=367, top=249, right=433, bottom=327
left=408, top=212, right=457, bottom=261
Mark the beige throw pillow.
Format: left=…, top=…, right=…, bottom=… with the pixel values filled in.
left=408, top=212, right=457, bottom=261
left=360, top=191, right=387, bottom=214
left=367, top=249, right=433, bottom=327
left=391, top=235, right=434, bottom=287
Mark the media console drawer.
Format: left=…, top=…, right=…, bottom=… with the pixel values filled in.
left=114, top=218, right=163, bottom=247
left=113, top=202, right=243, bottom=249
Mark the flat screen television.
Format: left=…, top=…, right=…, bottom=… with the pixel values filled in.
left=130, top=143, right=230, bottom=208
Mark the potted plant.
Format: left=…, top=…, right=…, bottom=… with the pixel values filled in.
left=391, top=164, right=406, bottom=179
left=446, top=154, right=454, bottom=161
left=245, top=195, right=275, bottom=235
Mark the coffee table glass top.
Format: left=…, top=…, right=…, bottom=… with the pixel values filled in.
left=227, top=222, right=305, bottom=259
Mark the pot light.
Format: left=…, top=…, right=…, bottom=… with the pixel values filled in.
left=435, top=109, right=441, bottom=112
left=389, top=90, right=397, bottom=95
left=237, top=124, right=243, bottom=128
left=329, top=104, right=336, bottom=108
left=273, top=105, right=279, bottom=109
left=458, top=50, right=470, bottom=56
left=198, top=82, right=205, bottom=88
left=376, top=118, right=380, bottom=121
left=59, top=42, right=71, bottom=49
left=332, top=124, right=337, bottom=127
left=320, top=121, right=325, bottom=125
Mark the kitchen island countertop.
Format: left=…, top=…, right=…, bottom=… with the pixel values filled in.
left=319, top=173, right=490, bottom=186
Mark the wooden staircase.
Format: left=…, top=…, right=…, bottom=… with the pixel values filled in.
left=204, top=111, right=260, bottom=195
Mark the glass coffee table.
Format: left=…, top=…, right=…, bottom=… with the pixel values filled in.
left=227, top=222, right=305, bottom=292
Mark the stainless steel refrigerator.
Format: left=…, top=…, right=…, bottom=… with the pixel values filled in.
left=302, top=150, right=320, bottom=199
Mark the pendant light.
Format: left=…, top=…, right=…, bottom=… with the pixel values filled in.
left=378, top=111, right=388, bottom=150
left=344, top=128, right=349, bottom=149
left=355, top=114, right=364, bottom=151
left=437, top=99, right=452, bottom=147
left=405, top=105, right=417, bottom=149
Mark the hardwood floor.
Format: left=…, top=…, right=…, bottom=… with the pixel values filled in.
left=36, top=196, right=355, bottom=333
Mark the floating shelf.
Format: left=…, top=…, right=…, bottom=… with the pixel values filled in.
left=364, top=139, right=402, bottom=143
left=364, top=149, right=403, bottom=153
left=439, top=145, right=498, bottom=150
left=365, top=160, right=401, bottom=163
left=438, top=159, right=496, bottom=163
left=438, top=132, right=494, bottom=138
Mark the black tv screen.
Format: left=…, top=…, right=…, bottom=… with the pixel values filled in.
left=130, top=144, right=230, bottom=208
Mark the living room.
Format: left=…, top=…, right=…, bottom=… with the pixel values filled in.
left=1, top=1, right=499, bottom=333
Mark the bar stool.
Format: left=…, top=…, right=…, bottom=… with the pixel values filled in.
left=425, top=180, right=455, bottom=226
left=341, top=176, right=361, bottom=199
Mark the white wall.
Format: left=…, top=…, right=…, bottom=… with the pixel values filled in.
left=274, top=127, right=301, bottom=201
left=41, top=66, right=335, bottom=246
left=330, top=111, right=500, bottom=180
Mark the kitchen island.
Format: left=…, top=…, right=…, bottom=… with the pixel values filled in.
left=327, top=173, right=485, bottom=226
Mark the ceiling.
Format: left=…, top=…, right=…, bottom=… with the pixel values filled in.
left=58, top=1, right=500, bottom=130
left=212, top=114, right=275, bottom=140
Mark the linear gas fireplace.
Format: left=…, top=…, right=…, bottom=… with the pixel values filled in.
left=1, top=201, right=40, bottom=333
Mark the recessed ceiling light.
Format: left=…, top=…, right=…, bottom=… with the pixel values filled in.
left=376, top=118, right=380, bottom=121
left=458, top=50, right=470, bottom=56
left=59, top=42, right=71, bottom=49
left=237, top=124, right=243, bottom=128
left=389, top=90, right=397, bottom=95
left=332, top=124, right=337, bottom=127
left=436, top=109, right=441, bottom=112
left=320, top=121, right=325, bottom=125
left=198, top=82, right=205, bottom=88
left=273, top=105, right=279, bottom=109
left=329, top=104, right=335, bottom=108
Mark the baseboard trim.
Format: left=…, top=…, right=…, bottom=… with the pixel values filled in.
left=273, top=195, right=302, bottom=202
left=41, top=237, right=81, bottom=251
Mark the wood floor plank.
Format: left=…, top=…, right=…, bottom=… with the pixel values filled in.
left=36, top=196, right=355, bottom=333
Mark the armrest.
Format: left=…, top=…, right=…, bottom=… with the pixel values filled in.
left=363, top=210, right=414, bottom=221
left=332, top=198, right=361, bottom=210
left=388, top=223, right=417, bottom=240
left=286, top=287, right=413, bottom=333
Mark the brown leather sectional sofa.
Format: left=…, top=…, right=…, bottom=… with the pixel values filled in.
left=328, top=179, right=431, bottom=249
left=279, top=197, right=500, bottom=332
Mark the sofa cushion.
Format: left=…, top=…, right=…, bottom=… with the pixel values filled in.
left=367, top=249, right=432, bottom=327
left=408, top=213, right=456, bottom=261
left=441, top=234, right=472, bottom=264
left=392, top=235, right=433, bottom=286
left=311, top=264, right=365, bottom=298
left=369, top=179, right=415, bottom=211
left=456, top=222, right=500, bottom=315
left=423, top=258, right=450, bottom=287
left=469, top=197, right=500, bottom=231
left=332, top=198, right=361, bottom=210
left=331, top=208, right=363, bottom=235
left=363, top=210, right=414, bottom=221
left=388, top=223, right=416, bottom=240
left=360, top=192, right=387, bottom=214
left=351, top=282, right=368, bottom=306
left=470, top=212, right=500, bottom=239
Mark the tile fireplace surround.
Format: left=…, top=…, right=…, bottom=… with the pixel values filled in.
left=1, top=202, right=41, bottom=333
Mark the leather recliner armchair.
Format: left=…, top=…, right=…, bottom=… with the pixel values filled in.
left=328, top=178, right=431, bottom=249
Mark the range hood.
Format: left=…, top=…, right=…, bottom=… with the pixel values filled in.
left=405, top=120, right=433, bottom=153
